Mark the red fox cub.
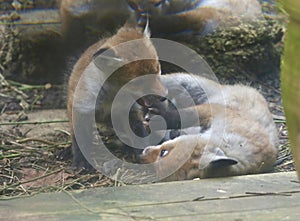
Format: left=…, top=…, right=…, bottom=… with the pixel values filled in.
left=140, top=103, right=278, bottom=181
left=67, top=24, right=167, bottom=170
left=139, top=72, right=278, bottom=181
left=129, top=0, right=263, bottom=36
left=151, top=73, right=278, bottom=147
left=60, top=0, right=263, bottom=46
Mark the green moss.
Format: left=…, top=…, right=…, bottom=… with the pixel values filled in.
left=172, top=17, right=286, bottom=80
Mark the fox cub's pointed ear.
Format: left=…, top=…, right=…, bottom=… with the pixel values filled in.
left=210, top=147, right=238, bottom=168
left=209, top=158, right=238, bottom=168
left=143, top=18, right=151, bottom=38
left=206, top=147, right=238, bottom=168
left=93, top=48, right=125, bottom=73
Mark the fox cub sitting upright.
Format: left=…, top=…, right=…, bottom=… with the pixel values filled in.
left=67, top=23, right=167, bottom=170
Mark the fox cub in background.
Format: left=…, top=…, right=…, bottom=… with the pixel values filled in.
left=140, top=73, right=278, bottom=181
left=129, top=0, right=263, bottom=36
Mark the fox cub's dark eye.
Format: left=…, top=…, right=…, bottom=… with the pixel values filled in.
left=160, top=149, right=169, bottom=157
left=160, top=96, right=167, bottom=102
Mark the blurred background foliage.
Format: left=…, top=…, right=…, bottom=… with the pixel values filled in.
left=280, top=0, right=300, bottom=178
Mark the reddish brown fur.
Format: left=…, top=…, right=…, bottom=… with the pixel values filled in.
left=67, top=25, right=164, bottom=129
left=67, top=25, right=166, bottom=169
left=140, top=103, right=278, bottom=181
left=130, top=0, right=263, bottom=36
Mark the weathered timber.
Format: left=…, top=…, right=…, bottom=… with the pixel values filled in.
left=1, top=172, right=299, bottom=221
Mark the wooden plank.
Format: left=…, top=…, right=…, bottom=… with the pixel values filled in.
left=1, top=172, right=300, bottom=221
left=156, top=207, right=300, bottom=221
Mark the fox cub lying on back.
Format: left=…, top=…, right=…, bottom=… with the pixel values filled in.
left=140, top=73, right=278, bottom=181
